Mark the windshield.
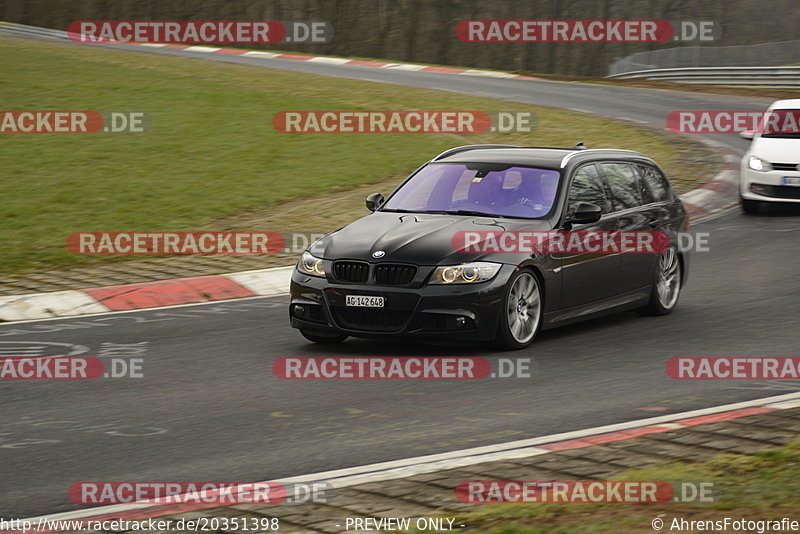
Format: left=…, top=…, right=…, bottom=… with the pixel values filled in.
left=382, top=163, right=561, bottom=218
left=761, top=109, right=800, bottom=138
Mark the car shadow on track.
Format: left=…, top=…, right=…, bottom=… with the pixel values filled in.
left=746, top=203, right=800, bottom=217
left=288, top=310, right=649, bottom=358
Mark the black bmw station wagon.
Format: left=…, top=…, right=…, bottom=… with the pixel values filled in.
left=289, top=145, right=688, bottom=349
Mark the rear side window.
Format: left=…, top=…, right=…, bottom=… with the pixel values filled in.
left=567, top=164, right=610, bottom=214
left=638, top=165, right=671, bottom=202
left=601, top=163, right=644, bottom=211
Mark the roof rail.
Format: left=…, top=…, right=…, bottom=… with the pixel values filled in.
left=560, top=148, right=642, bottom=168
left=432, top=144, right=520, bottom=161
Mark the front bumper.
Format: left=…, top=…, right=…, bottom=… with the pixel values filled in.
left=289, top=264, right=516, bottom=341
left=740, top=165, right=800, bottom=203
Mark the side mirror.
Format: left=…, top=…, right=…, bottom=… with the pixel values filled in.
left=365, top=192, right=385, bottom=212
left=740, top=130, right=755, bottom=140
left=567, top=202, right=602, bottom=224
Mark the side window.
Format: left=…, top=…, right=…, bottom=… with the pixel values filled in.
left=601, top=163, right=644, bottom=211
left=568, top=164, right=609, bottom=215
left=638, top=165, right=671, bottom=202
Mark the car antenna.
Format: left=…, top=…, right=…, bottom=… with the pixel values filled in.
left=574, top=142, right=587, bottom=150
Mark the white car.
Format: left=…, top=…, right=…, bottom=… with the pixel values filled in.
left=740, top=99, right=800, bottom=214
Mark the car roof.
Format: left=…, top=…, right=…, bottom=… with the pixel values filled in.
left=768, top=99, right=800, bottom=110
left=431, top=145, right=651, bottom=169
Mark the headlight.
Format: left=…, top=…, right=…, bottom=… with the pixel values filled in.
left=429, top=262, right=502, bottom=284
left=748, top=156, right=771, bottom=171
left=297, top=251, right=325, bottom=277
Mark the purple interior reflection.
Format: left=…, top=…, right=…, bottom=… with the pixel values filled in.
left=383, top=163, right=561, bottom=218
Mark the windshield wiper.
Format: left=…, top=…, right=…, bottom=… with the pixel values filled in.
left=424, top=209, right=507, bottom=218
left=382, top=208, right=510, bottom=218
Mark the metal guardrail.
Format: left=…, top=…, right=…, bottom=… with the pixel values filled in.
left=609, top=40, right=800, bottom=75
left=607, top=66, right=800, bottom=89
left=0, top=21, right=72, bottom=41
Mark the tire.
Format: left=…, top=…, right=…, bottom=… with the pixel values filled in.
left=495, top=269, right=543, bottom=350
left=639, top=247, right=682, bottom=316
left=741, top=199, right=762, bottom=214
left=299, top=329, right=348, bottom=344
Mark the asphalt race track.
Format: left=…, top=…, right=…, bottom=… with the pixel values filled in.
left=1, top=35, right=799, bottom=518
left=109, top=41, right=769, bottom=154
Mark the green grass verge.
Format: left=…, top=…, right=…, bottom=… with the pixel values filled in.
left=0, top=36, right=715, bottom=276
left=400, top=439, right=800, bottom=533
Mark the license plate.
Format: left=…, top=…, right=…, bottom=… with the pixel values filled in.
left=346, top=295, right=384, bottom=307
left=782, top=176, right=800, bottom=186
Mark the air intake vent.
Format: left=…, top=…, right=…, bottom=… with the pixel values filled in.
left=771, top=162, right=799, bottom=171
left=332, top=308, right=411, bottom=332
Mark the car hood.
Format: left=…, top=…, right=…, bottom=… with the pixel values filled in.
left=750, top=137, right=800, bottom=163
left=311, top=211, right=552, bottom=265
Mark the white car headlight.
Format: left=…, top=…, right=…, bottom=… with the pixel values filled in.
left=297, top=251, right=325, bottom=277
left=748, top=156, right=771, bottom=171
left=429, top=262, right=502, bottom=284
